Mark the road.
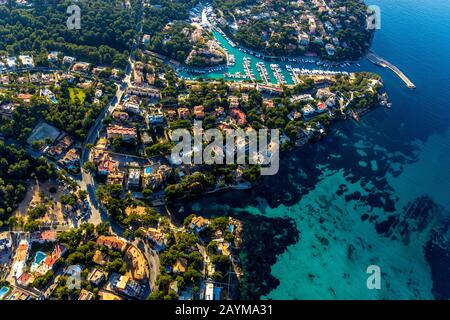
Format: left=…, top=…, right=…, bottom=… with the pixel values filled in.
left=134, top=239, right=160, bottom=295
left=80, top=0, right=142, bottom=226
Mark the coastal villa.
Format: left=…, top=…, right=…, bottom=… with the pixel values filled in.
left=257, top=84, right=283, bottom=95
left=289, top=111, right=303, bottom=121
left=133, top=68, right=144, bottom=86
left=47, top=135, right=74, bottom=158
left=96, top=153, right=118, bottom=175
left=127, top=86, right=161, bottom=99
left=141, top=131, right=153, bottom=145
left=228, top=82, right=256, bottom=93
left=214, top=106, right=225, bottom=118
left=143, top=227, right=167, bottom=252
left=92, top=250, right=107, bottom=266
left=92, top=66, right=107, bottom=76
left=164, top=109, right=177, bottom=121
left=316, top=88, right=335, bottom=100
left=316, top=101, right=328, bottom=113
left=127, top=166, right=141, bottom=189
left=106, top=125, right=137, bottom=141
left=190, top=216, right=210, bottom=233
left=290, top=94, right=314, bottom=103
left=230, top=108, right=247, bottom=125
left=94, top=152, right=124, bottom=185
left=228, top=96, right=240, bottom=109
left=47, top=51, right=59, bottom=63
left=6, top=57, right=17, bottom=69
left=0, top=103, right=16, bottom=120
left=17, top=272, right=34, bottom=287
left=177, top=107, right=190, bottom=120
left=193, top=105, right=205, bottom=119
left=173, top=258, right=188, bottom=274
left=62, top=56, right=76, bottom=65
left=146, top=107, right=165, bottom=126
left=43, top=244, right=67, bottom=273
left=302, top=104, right=316, bottom=118
left=72, top=62, right=91, bottom=73
left=58, top=148, right=80, bottom=171
left=114, top=275, right=141, bottom=298
left=18, top=55, right=34, bottom=68
left=142, top=34, right=151, bottom=45
left=95, top=138, right=109, bottom=150
left=263, top=99, right=274, bottom=109
left=216, top=240, right=231, bottom=257
left=17, top=93, right=33, bottom=103
left=124, top=101, right=141, bottom=114
left=78, top=289, right=94, bottom=301
left=30, top=243, right=67, bottom=276
left=112, top=110, right=130, bottom=122
left=143, top=164, right=171, bottom=190
left=0, top=232, right=12, bottom=251
left=88, top=268, right=106, bottom=286
left=30, top=230, right=57, bottom=243
left=12, top=239, right=29, bottom=279
left=97, top=236, right=127, bottom=252
left=107, top=169, right=124, bottom=186
left=124, top=206, right=148, bottom=216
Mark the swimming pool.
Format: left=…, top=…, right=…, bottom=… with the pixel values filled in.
left=145, top=167, right=152, bottom=175
left=0, top=286, right=9, bottom=299
left=34, top=251, right=47, bottom=265
left=31, top=251, right=47, bottom=272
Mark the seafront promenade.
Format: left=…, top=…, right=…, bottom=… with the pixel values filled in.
left=367, top=52, right=416, bottom=89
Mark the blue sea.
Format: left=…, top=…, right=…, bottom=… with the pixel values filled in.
left=179, top=0, right=450, bottom=299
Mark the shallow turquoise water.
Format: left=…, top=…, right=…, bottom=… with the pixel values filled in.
left=34, top=251, right=47, bottom=265
left=182, top=0, right=450, bottom=299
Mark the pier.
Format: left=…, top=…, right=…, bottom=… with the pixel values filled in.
left=367, top=52, right=416, bottom=89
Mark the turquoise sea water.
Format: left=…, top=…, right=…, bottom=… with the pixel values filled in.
left=180, top=0, right=450, bottom=299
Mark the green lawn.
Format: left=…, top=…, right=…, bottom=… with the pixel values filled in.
left=68, top=88, right=86, bottom=104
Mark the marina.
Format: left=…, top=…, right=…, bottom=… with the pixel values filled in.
left=270, top=64, right=287, bottom=85
left=179, top=4, right=417, bottom=92
left=243, top=57, right=256, bottom=81
left=256, top=62, right=270, bottom=84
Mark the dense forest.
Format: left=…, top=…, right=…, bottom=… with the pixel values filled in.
left=142, top=0, right=199, bottom=62
left=142, top=0, right=199, bottom=36
left=0, top=140, right=57, bottom=227
left=0, top=0, right=138, bottom=66
left=0, top=77, right=116, bottom=141
left=147, top=22, right=195, bottom=62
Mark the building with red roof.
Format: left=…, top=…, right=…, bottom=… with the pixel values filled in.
left=230, top=109, right=247, bottom=125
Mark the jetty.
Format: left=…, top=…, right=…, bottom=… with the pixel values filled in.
left=367, top=52, right=416, bottom=89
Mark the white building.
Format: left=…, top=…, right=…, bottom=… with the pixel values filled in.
left=128, top=167, right=141, bottom=188
left=19, top=55, right=34, bottom=68
left=0, top=232, right=11, bottom=251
